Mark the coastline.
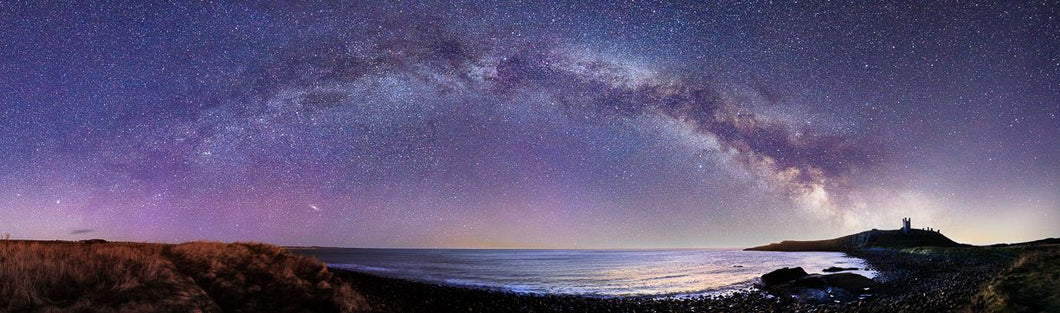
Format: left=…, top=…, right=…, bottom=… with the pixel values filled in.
left=2, top=239, right=1051, bottom=312
left=309, top=249, right=871, bottom=299
left=331, top=248, right=1011, bottom=312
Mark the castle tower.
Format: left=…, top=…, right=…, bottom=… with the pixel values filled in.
left=902, top=217, right=911, bottom=234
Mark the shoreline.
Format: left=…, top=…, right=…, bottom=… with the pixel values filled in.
left=1, top=239, right=1049, bottom=312
left=303, top=249, right=873, bottom=301
left=307, top=249, right=875, bottom=300
left=328, top=263, right=766, bottom=300
left=331, top=248, right=1010, bottom=312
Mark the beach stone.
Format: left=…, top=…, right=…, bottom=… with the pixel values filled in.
left=791, top=275, right=827, bottom=288
left=787, top=273, right=877, bottom=294
left=822, top=266, right=859, bottom=272
left=762, top=267, right=809, bottom=285
left=820, top=273, right=877, bottom=292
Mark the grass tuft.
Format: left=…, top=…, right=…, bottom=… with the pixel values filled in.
left=968, top=245, right=1060, bottom=313
left=0, top=240, right=367, bottom=312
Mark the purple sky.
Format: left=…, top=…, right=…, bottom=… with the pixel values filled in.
left=1, top=1, right=1057, bottom=248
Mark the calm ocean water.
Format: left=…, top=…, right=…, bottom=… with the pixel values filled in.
left=296, top=248, right=875, bottom=297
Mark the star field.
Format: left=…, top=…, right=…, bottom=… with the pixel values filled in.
left=1, top=1, right=1058, bottom=247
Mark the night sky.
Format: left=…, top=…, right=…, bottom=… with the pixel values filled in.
left=1, top=1, right=1058, bottom=248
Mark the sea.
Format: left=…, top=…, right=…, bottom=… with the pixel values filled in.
left=296, top=248, right=876, bottom=298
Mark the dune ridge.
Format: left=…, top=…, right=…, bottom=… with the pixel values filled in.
left=0, top=240, right=366, bottom=313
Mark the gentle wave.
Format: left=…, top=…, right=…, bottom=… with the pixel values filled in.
left=307, top=249, right=875, bottom=297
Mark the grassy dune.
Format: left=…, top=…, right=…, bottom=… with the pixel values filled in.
left=970, top=245, right=1060, bottom=313
left=891, top=243, right=1059, bottom=312
left=0, top=240, right=366, bottom=312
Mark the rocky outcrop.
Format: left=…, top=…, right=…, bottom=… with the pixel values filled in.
left=822, top=266, right=859, bottom=272
left=761, top=267, right=809, bottom=285
left=760, top=267, right=879, bottom=302
left=745, top=229, right=965, bottom=252
left=790, top=273, right=877, bottom=291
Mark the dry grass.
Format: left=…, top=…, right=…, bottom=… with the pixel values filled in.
left=166, top=242, right=366, bottom=313
left=968, top=245, right=1060, bottom=313
left=0, top=240, right=367, bottom=313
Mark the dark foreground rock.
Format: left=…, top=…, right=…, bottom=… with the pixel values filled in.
left=785, top=273, right=877, bottom=292
left=807, top=273, right=876, bottom=291
left=822, top=266, right=859, bottom=272
left=760, top=267, right=878, bottom=302
left=761, top=267, right=808, bottom=285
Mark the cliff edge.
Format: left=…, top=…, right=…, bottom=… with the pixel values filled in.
left=745, top=229, right=965, bottom=252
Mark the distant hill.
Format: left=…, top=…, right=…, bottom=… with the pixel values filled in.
left=988, top=238, right=1060, bottom=247
left=745, top=229, right=965, bottom=252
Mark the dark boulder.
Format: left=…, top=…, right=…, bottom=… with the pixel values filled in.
left=791, top=275, right=826, bottom=288
left=819, top=273, right=877, bottom=291
left=783, top=273, right=879, bottom=302
left=761, top=267, right=809, bottom=285
left=761, top=268, right=879, bottom=303
left=789, top=273, right=877, bottom=292
left=822, top=266, right=859, bottom=272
